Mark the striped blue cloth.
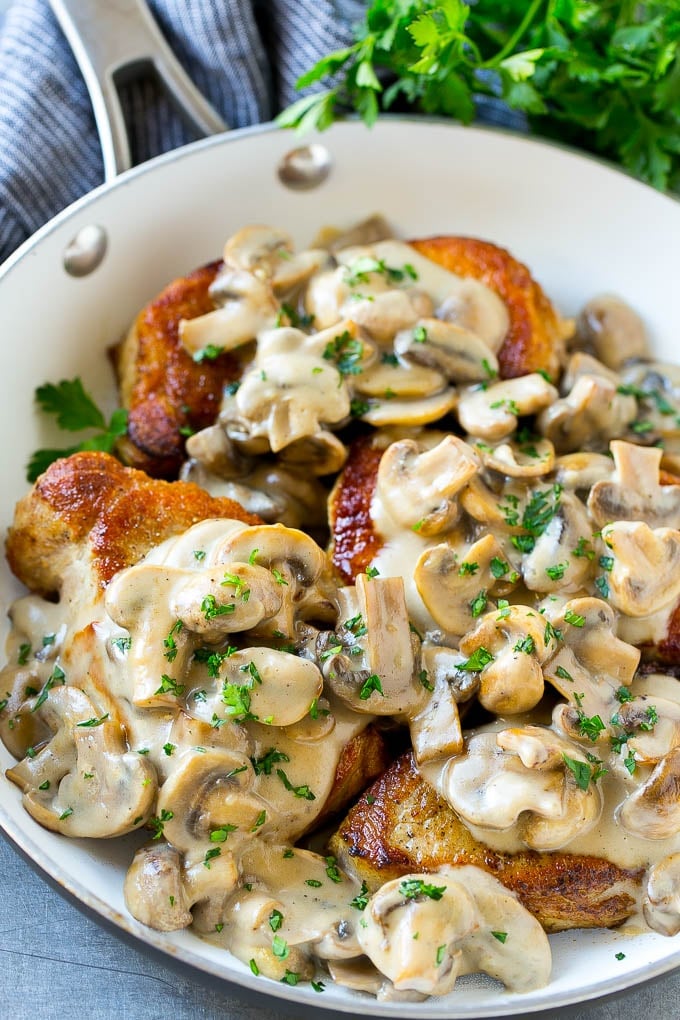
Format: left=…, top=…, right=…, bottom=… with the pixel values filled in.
left=0, top=0, right=522, bottom=264
left=0, top=0, right=367, bottom=261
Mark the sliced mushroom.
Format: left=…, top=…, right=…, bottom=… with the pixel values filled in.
left=356, top=868, right=478, bottom=996
left=545, top=597, right=640, bottom=688
left=473, top=435, right=555, bottom=479
left=600, top=521, right=680, bottom=617
left=458, top=374, right=558, bottom=441
left=618, top=747, right=680, bottom=840
left=376, top=435, right=479, bottom=536
left=221, top=224, right=327, bottom=294
left=588, top=440, right=680, bottom=529
left=157, top=747, right=264, bottom=856
left=352, top=357, right=446, bottom=400
left=644, top=854, right=680, bottom=935
left=216, top=523, right=335, bottom=633
left=553, top=451, right=614, bottom=491
left=356, top=864, right=550, bottom=995
left=394, top=318, right=498, bottom=383
left=210, top=647, right=323, bottom=728
left=576, top=293, right=650, bottom=369
left=179, top=269, right=278, bottom=356
left=441, top=727, right=602, bottom=850
left=537, top=355, right=637, bottom=453
left=234, top=349, right=350, bottom=453
left=414, top=533, right=508, bottom=636
left=6, top=686, right=156, bottom=837
left=457, top=605, right=549, bottom=715
left=409, top=669, right=464, bottom=765
left=521, top=492, right=593, bottom=595
left=124, top=842, right=192, bottom=931
left=359, top=388, right=458, bottom=427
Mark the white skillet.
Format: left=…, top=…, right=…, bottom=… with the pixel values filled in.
left=1, top=13, right=680, bottom=1020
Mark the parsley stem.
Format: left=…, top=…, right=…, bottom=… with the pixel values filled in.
left=487, top=0, right=545, bottom=66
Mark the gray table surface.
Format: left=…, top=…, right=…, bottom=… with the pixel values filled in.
left=1, top=831, right=679, bottom=1020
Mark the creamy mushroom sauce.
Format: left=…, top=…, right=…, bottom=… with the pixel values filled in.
left=5, top=223, right=680, bottom=1000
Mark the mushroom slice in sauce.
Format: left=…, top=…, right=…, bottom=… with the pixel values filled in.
left=575, top=293, right=650, bottom=369
left=356, top=865, right=551, bottom=996
left=457, top=605, right=549, bottom=715
left=588, top=440, right=680, bottom=530
left=618, top=747, right=680, bottom=840
left=537, top=353, right=637, bottom=453
left=394, top=317, right=499, bottom=383
left=414, top=533, right=508, bottom=637
left=440, top=726, right=602, bottom=850
left=601, top=520, right=680, bottom=617
left=6, top=686, right=156, bottom=837
left=457, top=374, right=558, bottom=442
left=644, top=853, right=680, bottom=935
left=472, top=434, right=555, bottom=479
left=375, top=435, right=479, bottom=536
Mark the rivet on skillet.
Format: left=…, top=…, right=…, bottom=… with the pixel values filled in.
left=277, top=144, right=332, bottom=190
left=63, top=224, right=108, bottom=277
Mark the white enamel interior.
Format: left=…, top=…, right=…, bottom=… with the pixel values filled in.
left=1, top=119, right=680, bottom=1018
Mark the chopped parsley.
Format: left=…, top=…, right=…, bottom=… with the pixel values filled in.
left=350, top=880, right=370, bottom=911
left=513, top=635, right=535, bottom=655
left=17, top=643, right=32, bottom=665
left=193, top=344, right=224, bottom=363
left=163, top=620, right=183, bottom=662
left=510, top=484, right=563, bottom=554
left=490, top=557, right=509, bottom=579
left=155, top=675, right=185, bottom=697
left=325, top=856, right=343, bottom=883
left=269, top=909, right=284, bottom=932
left=594, top=575, right=610, bottom=598
left=458, top=560, right=479, bottom=576
left=546, top=562, right=568, bottom=581
left=111, top=635, right=131, bottom=654
left=203, top=847, right=221, bottom=869
left=563, top=754, right=595, bottom=791
left=572, top=537, right=595, bottom=560
left=271, top=934, right=289, bottom=960
left=76, top=714, right=109, bottom=728
left=210, top=824, right=238, bottom=843
left=491, top=931, right=508, bottom=943
left=469, top=590, right=488, bottom=618
left=615, top=686, right=634, bottom=703
left=577, top=711, right=606, bottom=742
left=399, top=878, right=446, bottom=901
left=251, top=747, right=290, bottom=776
left=359, top=674, right=385, bottom=700
left=193, top=645, right=238, bottom=678
left=564, top=608, right=586, bottom=627
left=458, top=647, right=494, bottom=672
left=148, top=808, right=174, bottom=840
left=555, top=665, right=574, bottom=682
left=201, top=595, right=235, bottom=620
left=322, top=331, right=364, bottom=376
left=32, top=664, right=66, bottom=712
left=276, top=769, right=316, bottom=800
left=221, top=682, right=257, bottom=722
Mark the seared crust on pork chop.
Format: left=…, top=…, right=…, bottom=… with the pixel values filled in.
left=330, top=752, right=642, bottom=933
left=410, top=236, right=568, bottom=380
left=5, top=451, right=260, bottom=595
left=114, top=261, right=244, bottom=478
left=328, top=433, right=384, bottom=585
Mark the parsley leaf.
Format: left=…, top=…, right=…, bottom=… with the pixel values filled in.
left=28, top=378, right=128, bottom=482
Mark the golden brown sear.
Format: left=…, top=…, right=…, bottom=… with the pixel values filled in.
left=114, top=261, right=243, bottom=478
left=330, top=751, right=642, bottom=933
left=409, top=235, right=568, bottom=380
left=5, top=450, right=260, bottom=595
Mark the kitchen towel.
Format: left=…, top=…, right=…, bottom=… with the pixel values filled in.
left=0, top=0, right=522, bottom=263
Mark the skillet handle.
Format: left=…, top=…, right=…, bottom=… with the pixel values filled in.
left=48, top=0, right=228, bottom=182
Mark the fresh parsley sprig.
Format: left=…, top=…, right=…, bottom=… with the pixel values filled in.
left=278, top=0, right=680, bottom=192
left=28, top=378, right=128, bottom=482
